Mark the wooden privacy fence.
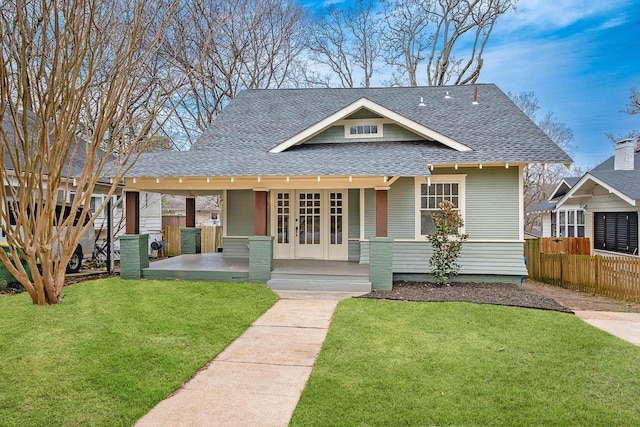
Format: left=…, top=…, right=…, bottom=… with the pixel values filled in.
left=163, top=225, right=223, bottom=256
left=525, top=240, right=640, bottom=302
left=539, top=237, right=591, bottom=254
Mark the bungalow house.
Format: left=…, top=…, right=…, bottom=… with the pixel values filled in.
left=529, top=176, right=583, bottom=238
left=538, top=139, right=639, bottom=257
left=120, top=84, right=572, bottom=289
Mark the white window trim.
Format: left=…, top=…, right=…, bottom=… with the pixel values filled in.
left=414, top=175, right=466, bottom=240
left=342, top=119, right=385, bottom=139
left=556, top=208, right=585, bottom=238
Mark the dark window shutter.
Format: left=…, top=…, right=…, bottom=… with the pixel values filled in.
left=630, top=212, right=638, bottom=255
left=596, top=212, right=639, bottom=255
left=617, top=213, right=629, bottom=251
left=594, top=213, right=605, bottom=249
left=605, top=214, right=617, bottom=249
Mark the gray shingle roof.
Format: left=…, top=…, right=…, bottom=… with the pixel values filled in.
left=127, top=84, right=572, bottom=177
left=563, top=177, right=581, bottom=187
left=589, top=169, right=640, bottom=200
left=2, top=111, right=114, bottom=181
left=581, top=150, right=640, bottom=200
left=529, top=200, right=557, bottom=212
left=592, top=151, right=640, bottom=171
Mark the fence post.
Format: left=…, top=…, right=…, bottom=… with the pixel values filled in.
left=593, top=255, right=600, bottom=294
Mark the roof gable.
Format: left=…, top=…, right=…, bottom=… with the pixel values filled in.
left=557, top=171, right=640, bottom=207
left=268, top=97, right=472, bottom=153
left=548, top=176, right=581, bottom=199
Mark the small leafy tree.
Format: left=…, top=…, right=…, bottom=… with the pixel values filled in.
left=427, top=200, right=468, bottom=285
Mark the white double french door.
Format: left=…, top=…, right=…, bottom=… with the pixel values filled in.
left=272, top=190, right=347, bottom=260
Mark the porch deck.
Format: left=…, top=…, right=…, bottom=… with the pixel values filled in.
left=141, top=254, right=370, bottom=292
left=142, top=253, right=250, bottom=282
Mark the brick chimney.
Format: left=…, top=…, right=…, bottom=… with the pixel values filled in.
left=637, top=137, right=640, bottom=152
left=614, top=138, right=635, bottom=170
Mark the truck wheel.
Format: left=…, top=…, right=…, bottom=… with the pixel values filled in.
left=66, top=247, right=83, bottom=274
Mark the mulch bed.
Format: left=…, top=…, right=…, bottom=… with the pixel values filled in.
left=359, top=281, right=573, bottom=313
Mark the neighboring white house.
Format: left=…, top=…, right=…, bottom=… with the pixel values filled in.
left=162, top=195, right=221, bottom=226
left=530, top=177, right=584, bottom=238
left=91, top=191, right=162, bottom=255
left=532, top=138, right=640, bottom=257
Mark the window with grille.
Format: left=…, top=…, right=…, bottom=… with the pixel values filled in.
left=416, top=176, right=465, bottom=237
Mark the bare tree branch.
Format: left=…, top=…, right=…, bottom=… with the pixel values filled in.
left=0, top=0, right=182, bottom=305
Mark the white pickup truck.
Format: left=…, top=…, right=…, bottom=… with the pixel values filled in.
left=0, top=204, right=95, bottom=274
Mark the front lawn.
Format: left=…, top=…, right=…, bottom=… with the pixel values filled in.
left=0, top=278, right=278, bottom=426
left=292, top=299, right=640, bottom=426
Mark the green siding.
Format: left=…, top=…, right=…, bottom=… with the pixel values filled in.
left=348, top=189, right=360, bottom=239
left=221, top=237, right=249, bottom=258
left=433, top=167, right=520, bottom=240
left=348, top=240, right=360, bottom=262
left=305, top=124, right=424, bottom=144
left=393, top=274, right=521, bottom=285
left=364, top=189, right=376, bottom=238
left=391, top=241, right=527, bottom=276
left=388, top=177, right=415, bottom=239
left=359, top=240, right=369, bottom=264
left=227, top=190, right=254, bottom=236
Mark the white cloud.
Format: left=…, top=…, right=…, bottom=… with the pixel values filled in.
left=500, top=0, right=630, bottom=31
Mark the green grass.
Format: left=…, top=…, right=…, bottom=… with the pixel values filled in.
left=0, top=278, right=278, bottom=427
left=291, top=299, right=640, bottom=426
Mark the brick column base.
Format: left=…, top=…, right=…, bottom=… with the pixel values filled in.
left=369, top=237, right=394, bottom=290
left=249, top=236, right=274, bottom=283
left=181, top=228, right=202, bottom=254
left=120, top=234, right=149, bottom=279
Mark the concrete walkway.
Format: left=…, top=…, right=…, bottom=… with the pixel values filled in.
left=574, top=311, right=640, bottom=347
left=135, top=292, right=356, bottom=427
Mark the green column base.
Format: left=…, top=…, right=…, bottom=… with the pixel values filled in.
left=369, top=237, right=394, bottom=290
left=120, top=234, right=149, bottom=279
left=180, top=228, right=202, bottom=254
left=249, top=236, right=273, bottom=283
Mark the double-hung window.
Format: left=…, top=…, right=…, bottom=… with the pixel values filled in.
left=556, top=209, right=585, bottom=238
left=415, top=176, right=465, bottom=238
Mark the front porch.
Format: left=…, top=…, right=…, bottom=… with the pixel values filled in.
left=141, top=253, right=372, bottom=292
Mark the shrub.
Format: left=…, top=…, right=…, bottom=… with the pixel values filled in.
left=427, top=200, right=468, bottom=285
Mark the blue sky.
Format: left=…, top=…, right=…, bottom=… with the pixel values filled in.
left=478, top=0, right=638, bottom=169
left=309, top=0, right=638, bottom=170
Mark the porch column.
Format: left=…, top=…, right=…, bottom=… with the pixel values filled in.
left=186, top=197, right=196, bottom=228
left=254, top=190, right=268, bottom=236
left=375, top=188, right=389, bottom=237
left=125, top=191, right=140, bottom=234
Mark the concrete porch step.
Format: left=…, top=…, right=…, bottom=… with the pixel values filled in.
left=267, top=274, right=371, bottom=292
